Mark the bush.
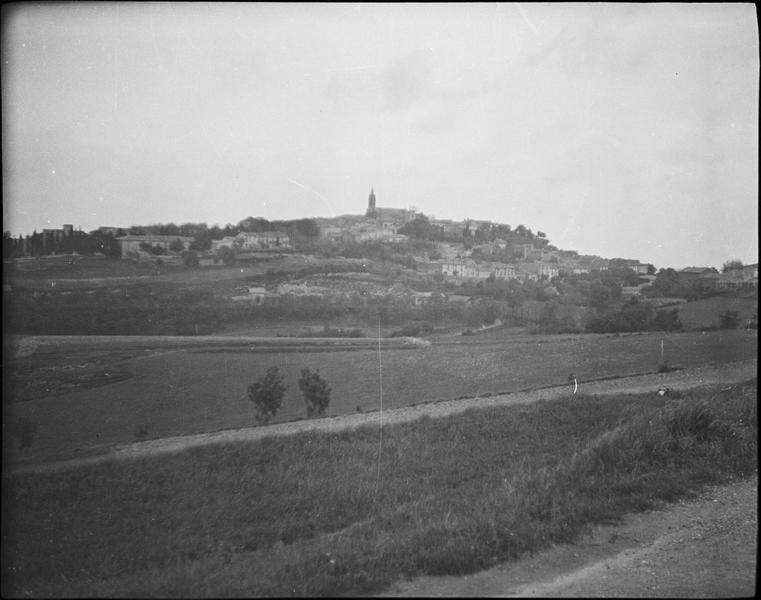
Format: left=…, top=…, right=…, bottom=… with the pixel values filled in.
left=182, top=250, right=199, bottom=267
left=654, top=308, right=682, bottom=331
left=218, top=246, right=236, bottom=266
left=658, top=360, right=677, bottom=373
left=719, top=310, right=740, bottom=330
left=248, top=367, right=287, bottom=424
left=298, top=368, right=332, bottom=418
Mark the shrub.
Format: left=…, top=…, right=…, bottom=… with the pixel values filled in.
left=654, top=308, right=682, bottom=331
left=663, top=399, right=725, bottom=443
left=169, top=238, right=185, bottom=253
left=218, top=246, right=236, bottom=266
left=298, top=368, right=332, bottom=418
left=719, top=310, right=740, bottom=330
left=182, top=250, right=199, bottom=267
left=248, top=367, right=287, bottom=424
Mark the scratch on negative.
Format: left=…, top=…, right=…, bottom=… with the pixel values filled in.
left=515, top=3, right=539, bottom=36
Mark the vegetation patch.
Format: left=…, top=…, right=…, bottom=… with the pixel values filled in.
left=7, top=358, right=134, bottom=402
left=676, top=293, right=758, bottom=330
left=2, top=379, right=756, bottom=597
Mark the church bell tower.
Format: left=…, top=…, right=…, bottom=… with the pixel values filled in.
left=366, top=187, right=377, bottom=218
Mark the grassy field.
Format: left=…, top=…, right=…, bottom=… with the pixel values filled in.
left=6, top=260, right=271, bottom=290
left=676, top=293, right=758, bottom=330
left=2, top=379, right=756, bottom=596
left=3, top=329, right=757, bottom=467
left=5, top=253, right=364, bottom=290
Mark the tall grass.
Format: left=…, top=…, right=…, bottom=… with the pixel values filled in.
left=2, top=380, right=756, bottom=597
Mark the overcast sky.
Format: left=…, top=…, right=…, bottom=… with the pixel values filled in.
left=2, top=2, right=758, bottom=269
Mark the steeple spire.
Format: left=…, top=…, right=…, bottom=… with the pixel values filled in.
left=366, top=186, right=377, bottom=218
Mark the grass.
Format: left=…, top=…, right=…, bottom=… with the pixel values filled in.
left=676, top=292, right=758, bottom=330
left=2, top=379, right=756, bottom=597
left=4, top=329, right=757, bottom=466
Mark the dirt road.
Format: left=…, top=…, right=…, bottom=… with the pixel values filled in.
left=380, top=475, right=757, bottom=597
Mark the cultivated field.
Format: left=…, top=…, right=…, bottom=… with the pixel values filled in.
left=3, top=329, right=757, bottom=468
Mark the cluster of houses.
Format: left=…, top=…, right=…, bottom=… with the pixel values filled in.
left=235, top=281, right=451, bottom=308
left=430, top=257, right=557, bottom=283
left=321, top=220, right=409, bottom=245
left=678, top=264, right=759, bottom=291
left=210, top=231, right=292, bottom=252
left=14, top=194, right=757, bottom=295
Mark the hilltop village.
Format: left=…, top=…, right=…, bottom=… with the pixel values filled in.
left=4, top=189, right=758, bottom=336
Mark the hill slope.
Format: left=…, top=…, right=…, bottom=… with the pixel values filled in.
left=676, top=293, right=757, bottom=329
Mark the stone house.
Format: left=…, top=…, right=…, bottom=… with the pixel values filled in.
left=235, top=231, right=291, bottom=250
left=724, top=263, right=759, bottom=285
left=519, top=262, right=560, bottom=281
left=441, top=259, right=479, bottom=279
left=492, top=263, right=519, bottom=281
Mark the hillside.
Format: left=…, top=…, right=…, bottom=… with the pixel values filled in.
left=676, top=292, right=758, bottom=330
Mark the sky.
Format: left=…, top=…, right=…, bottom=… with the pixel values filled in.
left=2, top=2, right=758, bottom=270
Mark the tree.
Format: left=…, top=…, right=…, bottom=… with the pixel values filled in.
left=474, top=222, right=492, bottom=243
left=589, top=279, right=614, bottom=311
left=183, top=250, right=200, bottom=267
left=298, top=368, right=332, bottom=418
left=648, top=268, right=692, bottom=299
left=722, top=259, right=743, bottom=273
left=398, top=215, right=432, bottom=240
left=248, top=367, right=287, bottom=424
left=654, top=308, right=682, bottom=331
left=218, top=246, right=236, bottom=266
left=169, top=238, right=185, bottom=253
